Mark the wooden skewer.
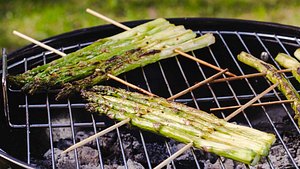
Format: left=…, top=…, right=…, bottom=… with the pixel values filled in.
left=86, top=8, right=131, bottom=31
left=167, top=69, right=228, bottom=100
left=107, top=74, right=157, bottom=97
left=154, top=142, right=193, bottom=169
left=86, top=8, right=237, bottom=77
left=13, top=30, right=67, bottom=57
left=211, top=69, right=292, bottom=84
left=174, top=49, right=236, bottom=77
left=62, top=118, right=130, bottom=154
left=210, top=99, right=293, bottom=112
left=224, top=82, right=279, bottom=121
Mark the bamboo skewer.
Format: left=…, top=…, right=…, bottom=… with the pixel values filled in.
left=62, top=118, right=130, bottom=154
left=174, top=49, right=236, bottom=77
left=107, top=74, right=157, bottom=97
left=211, top=69, right=292, bottom=84
left=167, top=69, right=228, bottom=100
left=154, top=142, right=193, bottom=169
left=86, top=8, right=237, bottom=77
left=86, top=8, right=131, bottom=31
left=210, top=99, right=293, bottom=112
left=13, top=31, right=67, bottom=57
left=224, top=82, right=279, bottom=121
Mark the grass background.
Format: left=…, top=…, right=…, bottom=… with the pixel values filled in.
left=1, top=0, right=300, bottom=51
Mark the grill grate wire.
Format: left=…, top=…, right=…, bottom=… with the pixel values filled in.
left=2, top=30, right=300, bottom=169
left=213, top=31, right=298, bottom=168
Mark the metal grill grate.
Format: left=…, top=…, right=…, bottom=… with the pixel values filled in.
left=2, top=28, right=300, bottom=169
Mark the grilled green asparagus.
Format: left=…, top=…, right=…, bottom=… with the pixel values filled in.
left=7, top=18, right=215, bottom=99
left=238, top=51, right=300, bottom=127
left=81, top=85, right=276, bottom=165
left=275, top=53, right=300, bottom=82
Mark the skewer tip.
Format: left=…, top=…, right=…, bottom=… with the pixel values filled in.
left=12, top=30, right=19, bottom=35
left=61, top=147, right=73, bottom=155
left=61, top=150, right=68, bottom=155
left=86, top=8, right=92, bottom=12
left=61, top=118, right=130, bottom=154
left=153, top=142, right=193, bottom=169
left=224, top=82, right=279, bottom=121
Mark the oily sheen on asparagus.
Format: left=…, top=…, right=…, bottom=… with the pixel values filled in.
left=238, top=51, right=300, bottom=127
left=82, top=85, right=276, bottom=165
left=7, top=18, right=215, bottom=99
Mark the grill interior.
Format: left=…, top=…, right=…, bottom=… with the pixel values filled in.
left=1, top=18, right=300, bottom=169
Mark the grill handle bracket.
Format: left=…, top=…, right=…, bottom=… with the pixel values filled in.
left=2, top=48, right=9, bottom=119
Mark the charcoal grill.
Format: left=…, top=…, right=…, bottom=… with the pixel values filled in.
left=0, top=18, right=300, bottom=169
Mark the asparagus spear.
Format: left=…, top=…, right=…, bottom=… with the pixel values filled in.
left=238, top=51, right=300, bottom=127
left=275, top=53, right=300, bottom=82
left=81, top=85, right=276, bottom=165
left=294, top=48, right=300, bottom=61
left=8, top=18, right=215, bottom=99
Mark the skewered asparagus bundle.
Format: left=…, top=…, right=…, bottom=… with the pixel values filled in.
left=275, top=53, right=300, bottom=82
left=7, top=18, right=215, bottom=100
left=238, top=51, right=300, bottom=127
left=82, top=85, right=276, bottom=165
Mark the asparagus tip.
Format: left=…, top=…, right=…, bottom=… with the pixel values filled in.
left=7, top=75, right=24, bottom=87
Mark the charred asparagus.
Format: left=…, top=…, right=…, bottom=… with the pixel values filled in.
left=7, top=18, right=215, bottom=99
left=238, top=51, right=300, bottom=127
left=275, top=53, right=300, bottom=82
left=81, top=85, right=276, bottom=165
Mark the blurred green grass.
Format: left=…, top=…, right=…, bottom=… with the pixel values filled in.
left=1, top=0, right=300, bottom=52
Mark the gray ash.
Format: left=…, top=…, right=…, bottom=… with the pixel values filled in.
left=259, top=134, right=300, bottom=169
left=32, top=123, right=299, bottom=169
left=42, top=147, right=99, bottom=169
left=33, top=128, right=217, bottom=169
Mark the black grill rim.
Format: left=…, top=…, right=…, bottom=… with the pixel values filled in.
left=5, top=18, right=300, bottom=67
